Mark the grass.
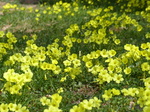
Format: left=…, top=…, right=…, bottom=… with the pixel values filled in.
left=0, top=0, right=150, bottom=112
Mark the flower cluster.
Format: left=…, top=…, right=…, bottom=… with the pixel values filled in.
left=70, top=97, right=102, bottom=112
left=40, top=93, right=62, bottom=112
left=0, top=103, right=29, bottom=112
left=0, top=0, right=150, bottom=111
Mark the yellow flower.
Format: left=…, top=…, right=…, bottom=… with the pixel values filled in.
left=13, top=104, right=22, bottom=112
left=144, top=106, right=150, bottom=112
left=87, top=54, right=93, bottom=59
left=31, top=44, right=38, bottom=50
left=73, top=59, right=81, bottom=67
left=30, top=58, right=39, bottom=66
left=0, top=103, right=8, bottom=112
left=43, top=10, right=47, bottom=14
left=124, top=67, right=132, bottom=74
left=60, top=76, right=67, bottom=82
left=114, top=39, right=120, bottom=45
left=102, top=90, right=112, bottom=101
left=85, top=61, right=93, bottom=68
left=108, top=49, right=116, bottom=57
left=7, top=37, right=17, bottom=43
left=108, top=65, right=115, bottom=73
left=121, top=56, right=128, bottom=64
left=40, top=97, right=51, bottom=106
left=77, top=39, right=82, bottom=43
left=64, top=67, right=72, bottom=72
left=50, top=64, right=56, bottom=71
left=144, top=77, right=150, bottom=88
left=51, top=93, right=62, bottom=107
left=0, top=31, right=5, bottom=37
left=113, top=74, right=124, bottom=83
left=71, top=38, right=76, bottom=42
left=45, top=105, right=62, bottom=112
left=141, top=43, right=148, bottom=49
left=143, top=89, right=150, bottom=99
left=35, top=9, right=39, bottom=12
left=58, top=15, right=62, bottom=19
left=100, top=49, right=108, bottom=57
left=122, top=88, right=139, bottom=96
left=68, top=54, right=77, bottom=61
left=81, top=100, right=93, bottom=110
left=35, top=17, right=39, bottom=21
left=19, top=106, right=29, bottom=112
left=10, top=85, right=22, bottom=94
left=63, top=60, right=71, bottom=66
left=26, top=40, right=34, bottom=46
left=52, top=60, right=58, bottom=64
left=146, top=32, right=150, bottom=38
left=137, top=25, right=143, bottom=31
left=53, top=65, right=61, bottom=74
left=37, top=54, right=46, bottom=61
left=22, top=72, right=33, bottom=82
left=124, top=44, right=132, bottom=51
left=111, top=88, right=120, bottom=95
left=121, top=88, right=129, bottom=96
left=9, top=103, right=17, bottom=111
left=130, top=88, right=139, bottom=96
left=91, top=97, right=102, bottom=108
left=141, top=62, right=150, bottom=71
left=36, top=13, right=41, bottom=17
left=83, top=39, right=89, bottom=43
left=137, top=97, right=146, bottom=107
left=109, top=59, right=120, bottom=67
left=82, top=55, right=89, bottom=62
left=70, top=105, right=84, bottom=112
left=57, top=88, right=63, bottom=93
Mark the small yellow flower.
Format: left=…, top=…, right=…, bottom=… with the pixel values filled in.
left=100, top=49, right=108, bottom=57
left=0, top=31, right=5, bottom=37
left=114, top=39, right=120, bottom=45
left=141, top=62, right=150, bottom=71
left=111, top=88, right=120, bottom=95
left=35, top=17, right=39, bottom=21
left=0, top=103, right=8, bottom=112
left=124, top=67, right=131, bottom=74
left=60, top=76, right=67, bottom=82
left=102, top=90, right=112, bottom=101
left=113, top=74, right=124, bottom=83
left=85, top=61, right=93, bottom=68
left=143, top=106, right=150, bottom=112
left=63, top=60, right=71, bottom=66
left=108, top=49, right=116, bottom=57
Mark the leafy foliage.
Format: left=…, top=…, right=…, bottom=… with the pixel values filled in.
left=0, top=0, right=150, bottom=112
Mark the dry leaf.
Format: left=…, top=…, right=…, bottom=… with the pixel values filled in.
left=0, top=11, right=3, bottom=15
left=129, top=101, right=135, bottom=109
left=2, top=24, right=12, bottom=31
left=109, top=26, right=127, bottom=32
left=0, top=1, right=6, bottom=8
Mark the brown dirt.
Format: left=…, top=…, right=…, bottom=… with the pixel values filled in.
left=0, top=1, right=7, bottom=9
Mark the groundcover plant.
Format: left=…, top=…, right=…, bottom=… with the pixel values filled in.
left=0, top=0, right=150, bottom=111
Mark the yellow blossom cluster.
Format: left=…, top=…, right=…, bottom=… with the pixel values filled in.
left=0, top=31, right=16, bottom=61
left=0, top=0, right=150, bottom=111
left=0, top=103, right=29, bottom=112
left=2, top=3, right=18, bottom=10
left=70, top=97, right=102, bottom=112
left=40, top=93, right=62, bottom=112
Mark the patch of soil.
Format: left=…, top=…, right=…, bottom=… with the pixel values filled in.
left=0, top=1, right=7, bottom=9
left=22, top=4, right=37, bottom=9
left=20, top=0, right=39, bottom=4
